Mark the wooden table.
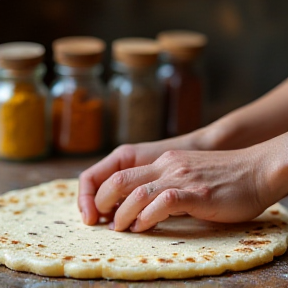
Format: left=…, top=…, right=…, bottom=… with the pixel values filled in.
left=0, top=156, right=288, bottom=287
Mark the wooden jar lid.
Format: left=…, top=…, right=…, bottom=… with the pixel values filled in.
left=112, top=38, right=160, bottom=68
left=52, top=36, right=106, bottom=67
left=157, top=30, right=208, bottom=61
left=0, top=42, right=45, bottom=70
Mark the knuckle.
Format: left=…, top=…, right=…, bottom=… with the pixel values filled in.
left=114, top=144, right=135, bottom=160
left=194, top=186, right=213, bottom=202
left=110, top=171, right=126, bottom=188
left=156, top=150, right=182, bottom=167
left=162, top=189, right=180, bottom=208
left=173, top=165, right=191, bottom=178
left=134, top=186, right=148, bottom=202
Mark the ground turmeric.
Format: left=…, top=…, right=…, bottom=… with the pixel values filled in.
left=52, top=88, right=103, bottom=154
left=0, top=83, right=46, bottom=160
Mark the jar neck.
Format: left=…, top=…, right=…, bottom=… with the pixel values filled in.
left=112, top=61, right=157, bottom=78
left=0, top=64, right=46, bottom=82
left=160, top=53, right=194, bottom=69
left=54, top=64, right=102, bottom=78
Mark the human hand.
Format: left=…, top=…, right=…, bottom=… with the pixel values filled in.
left=81, top=134, right=288, bottom=232
left=78, top=134, right=197, bottom=225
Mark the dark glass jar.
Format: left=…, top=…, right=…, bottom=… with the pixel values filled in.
left=108, top=38, right=163, bottom=146
left=0, top=42, right=50, bottom=161
left=157, top=30, right=208, bottom=137
left=51, top=36, right=106, bottom=155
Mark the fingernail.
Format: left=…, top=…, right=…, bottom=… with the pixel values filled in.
left=109, top=222, right=115, bottom=230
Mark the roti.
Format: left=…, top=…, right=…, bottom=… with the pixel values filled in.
left=0, top=179, right=288, bottom=280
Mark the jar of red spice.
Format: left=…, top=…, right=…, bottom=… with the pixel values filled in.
left=108, top=37, right=163, bottom=146
left=51, top=36, right=106, bottom=155
left=157, top=30, right=208, bottom=137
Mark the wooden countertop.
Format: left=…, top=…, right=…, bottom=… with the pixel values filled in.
left=0, top=156, right=288, bottom=287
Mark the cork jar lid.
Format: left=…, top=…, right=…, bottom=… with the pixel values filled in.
left=157, top=30, right=208, bottom=61
left=0, top=42, right=45, bottom=70
left=52, top=36, right=106, bottom=67
left=112, top=38, right=160, bottom=68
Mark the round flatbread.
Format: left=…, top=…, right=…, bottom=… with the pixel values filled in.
left=0, top=179, right=288, bottom=280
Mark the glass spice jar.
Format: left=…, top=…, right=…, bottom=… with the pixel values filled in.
left=108, top=37, right=163, bottom=146
left=157, top=30, right=208, bottom=138
left=0, top=42, right=50, bottom=161
left=51, top=36, right=106, bottom=155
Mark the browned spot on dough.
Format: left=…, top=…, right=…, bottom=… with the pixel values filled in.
left=225, top=255, right=231, bottom=258
left=37, top=191, right=46, bottom=197
left=13, top=211, right=22, bottom=215
left=235, top=247, right=253, bottom=253
left=251, top=232, right=267, bottom=237
left=268, top=224, right=279, bottom=229
left=158, top=258, right=174, bottom=263
left=270, top=210, right=279, bottom=215
left=56, top=184, right=68, bottom=189
left=108, top=258, right=115, bottom=262
left=253, top=226, right=263, bottom=231
left=239, top=239, right=271, bottom=246
left=173, top=253, right=178, bottom=256
left=70, top=192, right=75, bottom=196
left=11, top=240, right=20, bottom=244
left=57, top=191, right=66, bottom=197
left=63, top=256, right=74, bottom=261
left=26, top=244, right=31, bottom=247
left=140, top=258, right=148, bottom=263
left=90, top=258, right=100, bottom=262
left=54, top=221, right=66, bottom=224
left=38, top=244, right=46, bottom=248
left=82, top=259, right=87, bottom=262
left=202, top=255, right=213, bottom=261
left=9, top=197, right=19, bottom=204
left=186, top=257, right=195, bottom=262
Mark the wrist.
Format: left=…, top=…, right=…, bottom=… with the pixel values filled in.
left=253, top=133, right=288, bottom=208
left=183, top=118, right=238, bottom=151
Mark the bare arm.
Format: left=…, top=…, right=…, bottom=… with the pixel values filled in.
left=78, top=78, right=288, bottom=227
left=195, top=78, right=288, bottom=150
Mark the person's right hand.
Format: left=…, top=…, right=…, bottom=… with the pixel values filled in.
left=78, top=132, right=202, bottom=225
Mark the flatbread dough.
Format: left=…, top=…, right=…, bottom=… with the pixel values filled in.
left=0, top=179, right=288, bottom=280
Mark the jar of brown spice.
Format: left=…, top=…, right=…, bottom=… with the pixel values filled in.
left=157, top=30, right=208, bottom=137
left=108, top=37, right=163, bottom=146
left=51, top=36, right=106, bottom=155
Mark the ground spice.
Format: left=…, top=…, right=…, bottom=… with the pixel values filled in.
left=52, top=88, right=103, bottom=154
left=0, top=83, right=46, bottom=160
left=162, top=63, right=202, bottom=137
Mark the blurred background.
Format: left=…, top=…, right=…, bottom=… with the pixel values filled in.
left=1, top=0, right=288, bottom=123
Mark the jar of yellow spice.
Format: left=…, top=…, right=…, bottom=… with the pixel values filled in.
left=0, top=42, right=49, bottom=161
left=51, top=36, right=106, bottom=155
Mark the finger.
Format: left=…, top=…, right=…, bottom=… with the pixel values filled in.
left=78, top=146, right=136, bottom=225
left=95, top=164, right=159, bottom=215
left=113, top=180, right=168, bottom=231
left=130, top=188, right=196, bottom=232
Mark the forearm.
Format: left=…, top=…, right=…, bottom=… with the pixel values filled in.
left=252, top=132, right=288, bottom=208
left=193, top=78, right=288, bottom=150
